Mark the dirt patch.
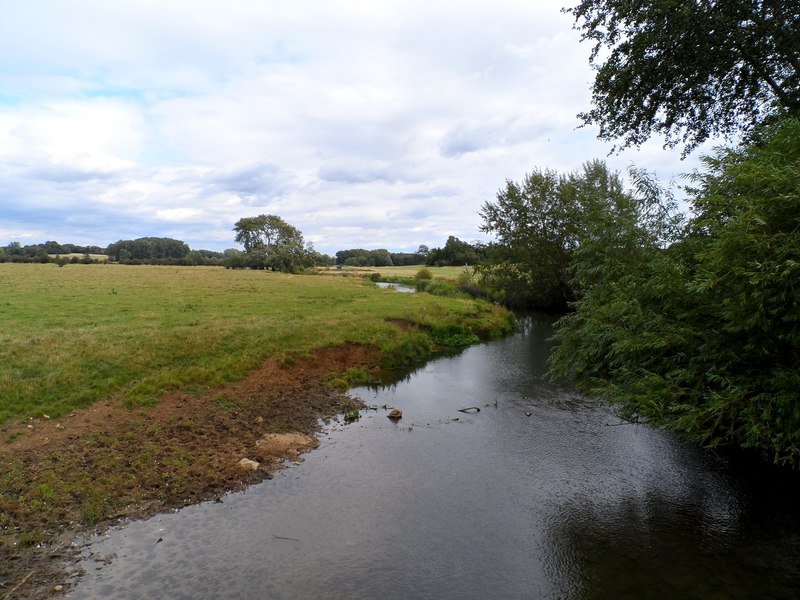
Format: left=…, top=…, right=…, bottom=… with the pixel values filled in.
left=0, top=344, right=379, bottom=599
left=386, top=318, right=420, bottom=331
left=254, top=432, right=317, bottom=459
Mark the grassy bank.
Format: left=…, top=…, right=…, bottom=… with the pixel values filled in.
left=0, top=263, right=511, bottom=425
left=0, top=263, right=512, bottom=596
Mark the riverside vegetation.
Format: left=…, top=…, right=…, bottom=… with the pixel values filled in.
left=0, top=263, right=512, bottom=596
left=474, top=0, right=800, bottom=467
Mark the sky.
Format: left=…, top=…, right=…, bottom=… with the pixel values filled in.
left=0, top=0, right=714, bottom=255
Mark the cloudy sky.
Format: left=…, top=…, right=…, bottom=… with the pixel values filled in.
left=1, top=0, right=711, bottom=254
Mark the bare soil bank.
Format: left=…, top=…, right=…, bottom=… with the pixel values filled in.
left=0, top=345, right=375, bottom=598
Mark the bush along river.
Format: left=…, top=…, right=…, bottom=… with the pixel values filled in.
left=67, top=313, right=800, bottom=599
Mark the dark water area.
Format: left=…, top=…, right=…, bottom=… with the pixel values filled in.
left=68, top=313, right=800, bottom=599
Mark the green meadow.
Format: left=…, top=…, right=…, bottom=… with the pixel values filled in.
left=0, top=263, right=512, bottom=425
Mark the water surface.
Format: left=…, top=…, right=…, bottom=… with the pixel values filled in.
left=374, top=281, right=416, bottom=293
left=69, top=314, right=800, bottom=599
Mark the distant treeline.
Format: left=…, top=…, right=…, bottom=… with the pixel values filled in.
left=2, top=234, right=490, bottom=268
left=105, top=237, right=228, bottom=266
left=335, top=248, right=422, bottom=267
left=0, top=238, right=227, bottom=266
left=0, top=241, right=107, bottom=264
left=335, top=237, right=487, bottom=267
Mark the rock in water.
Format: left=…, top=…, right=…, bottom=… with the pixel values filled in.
left=387, top=409, right=402, bottom=421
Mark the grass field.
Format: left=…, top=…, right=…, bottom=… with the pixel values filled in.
left=0, top=263, right=510, bottom=425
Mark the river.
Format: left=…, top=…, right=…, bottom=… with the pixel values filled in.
left=68, top=313, right=800, bottom=599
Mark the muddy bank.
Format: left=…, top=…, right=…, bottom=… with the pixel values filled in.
left=0, top=345, right=375, bottom=599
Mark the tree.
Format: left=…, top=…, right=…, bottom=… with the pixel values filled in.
left=478, top=160, right=635, bottom=310
left=566, top=0, right=800, bottom=153
left=550, top=118, right=800, bottom=466
left=233, top=214, right=314, bottom=272
left=425, top=237, right=485, bottom=268
left=334, top=248, right=394, bottom=267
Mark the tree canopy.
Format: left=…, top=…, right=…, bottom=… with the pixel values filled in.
left=549, top=118, right=800, bottom=465
left=232, top=214, right=329, bottom=272
left=566, top=0, right=800, bottom=153
left=478, top=160, right=635, bottom=310
left=425, top=236, right=486, bottom=267
left=107, top=237, right=190, bottom=262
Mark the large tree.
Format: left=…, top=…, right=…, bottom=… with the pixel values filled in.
left=550, top=118, right=800, bottom=465
left=567, top=0, right=800, bottom=153
left=478, top=160, right=635, bottom=310
left=233, top=214, right=314, bottom=272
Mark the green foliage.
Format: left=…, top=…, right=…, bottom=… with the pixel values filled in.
left=456, top=266, right=476, bottom=286
left=423, top=280, right=468, bottom=298
left=329, top=366, right=377, bottom=387
left=550, top=118, right=800, bottom=466
left=431, top=324, right=480, bottom=347
left=233, top=214, right=328, bottom=272
left=336, top=248, right=394, bottom=266
left=426, top=236, right=486, bottom=266
left=343, top=407, right=361, bottom=423
left=107, top=237, right=190, bottom=262
left=415, top=267, right=433, bottom=281
left=566, top=0, right=800, bottom=153
left=479, top=160, right=635, bottom=310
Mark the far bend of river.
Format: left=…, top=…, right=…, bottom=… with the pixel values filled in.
left=68, top=313, right=800, bottom=599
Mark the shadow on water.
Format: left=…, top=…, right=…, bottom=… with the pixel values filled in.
left=67, top=312, right=800, bottom=599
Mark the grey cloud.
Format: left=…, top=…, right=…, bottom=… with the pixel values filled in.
left=401, top=185, right=461, bottom=200
left=27, top=165, right=120, bottom=183
left=208, top=162, right=292, bottom=198
left=439, top=118, right=555, bottom=158
left=318, top=164, right=399, bottom=185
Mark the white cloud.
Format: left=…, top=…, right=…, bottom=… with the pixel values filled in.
left=0, top=0, right=711, bottom=254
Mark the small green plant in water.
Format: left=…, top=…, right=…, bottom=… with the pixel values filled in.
left=343, top=408, right=361, bottom=423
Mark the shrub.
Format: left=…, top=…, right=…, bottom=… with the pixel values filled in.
left=431, top=324, right=480, bottom=347
left=456, top=266, right=476, bottom=286
left=414, top=267, right=433, bottom=281
left=457, top=284, right=488, bottom=299
left=425, top=280, right=467, bottom=298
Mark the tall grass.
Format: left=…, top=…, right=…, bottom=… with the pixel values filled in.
left=0, top=264, right=511, bottom=423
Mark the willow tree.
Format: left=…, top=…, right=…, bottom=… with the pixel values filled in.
left=478, top=160, right=635, bottom=311
left=550, top=119, right=800, bottom=466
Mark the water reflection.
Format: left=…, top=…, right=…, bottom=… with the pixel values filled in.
left=374, top=281, right=416, bottom=293
left=68, top=312, right=800, bottom=599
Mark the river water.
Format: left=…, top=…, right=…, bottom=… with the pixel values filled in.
left=68, top=313, right=800, bottom=599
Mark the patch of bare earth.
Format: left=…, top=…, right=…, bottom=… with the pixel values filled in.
left=0, top=345, right=379, bottom=599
